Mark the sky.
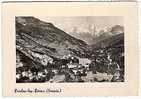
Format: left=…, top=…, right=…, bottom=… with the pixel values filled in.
left=36, top=16, right=123, bottom=34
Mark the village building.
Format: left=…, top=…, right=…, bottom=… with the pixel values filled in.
left=30, top=50, right=53, bottom=66
left=79, top=58, right=91, bottom=67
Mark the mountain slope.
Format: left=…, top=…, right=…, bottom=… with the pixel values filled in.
left=90, top=33, right=124, bottom=50
left=16, top=17, right=88, bottom=57
left=16, top=17, right=89, bottom=68
left=70, top=32, right=95, bottom=45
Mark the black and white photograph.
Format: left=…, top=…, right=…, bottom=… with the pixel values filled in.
left=16, top=16, right=124, bottom=83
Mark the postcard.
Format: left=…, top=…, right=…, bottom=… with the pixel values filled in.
left=2, top=1, right=138, bottom=96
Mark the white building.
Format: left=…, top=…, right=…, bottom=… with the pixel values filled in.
left=79, top=58, right=91, bottom=67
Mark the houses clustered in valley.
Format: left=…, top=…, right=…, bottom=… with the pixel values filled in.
left=16, top=47, right=124, bottom=83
